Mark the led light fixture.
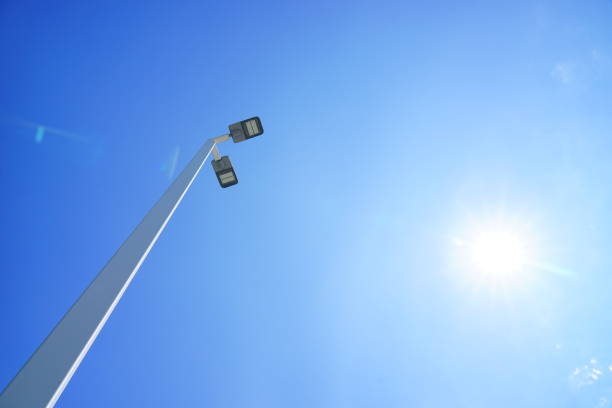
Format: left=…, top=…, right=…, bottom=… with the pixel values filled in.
left=211, top=155, right=238, bottom=188
left=229, top=116, right=264, bottom=143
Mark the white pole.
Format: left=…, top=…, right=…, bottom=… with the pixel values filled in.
left=0, top=137, right=222, bottom=408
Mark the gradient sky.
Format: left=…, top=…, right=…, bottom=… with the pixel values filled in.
left=2, top=1, right=612, bottom=407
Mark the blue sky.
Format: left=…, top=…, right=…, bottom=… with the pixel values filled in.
left=1, top=1, right=612, bottom=406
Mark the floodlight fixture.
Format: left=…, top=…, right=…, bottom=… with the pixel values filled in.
left=229, top=116, right=264, bottom=143
left=212, top=155, right=238, bottom=188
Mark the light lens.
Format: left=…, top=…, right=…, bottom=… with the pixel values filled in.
left=245, top=119, right=260, bottom=136
left=219, top=172, right=236, bottom=184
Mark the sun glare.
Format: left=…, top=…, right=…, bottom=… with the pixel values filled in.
left=470, top=229, right=527, bottom=277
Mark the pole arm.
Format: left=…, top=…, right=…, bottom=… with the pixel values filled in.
left=211, top=134, right=230, bottom=161
left=0, top=136, right=219, bottom=408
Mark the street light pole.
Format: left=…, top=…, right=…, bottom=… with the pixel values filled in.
left=0, top=134, right=230, bottom=408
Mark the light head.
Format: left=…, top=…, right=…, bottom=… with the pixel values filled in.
left=229, top=116, right=263, bottom=143
left=211, top=155, right=238, bottom=188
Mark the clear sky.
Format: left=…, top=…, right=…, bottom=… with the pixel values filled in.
left=1, top=1, right=612, bottom=407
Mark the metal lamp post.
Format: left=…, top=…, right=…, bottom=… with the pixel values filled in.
left=0, top=117, right=263, bottom=408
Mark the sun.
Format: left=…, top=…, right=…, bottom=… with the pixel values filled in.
left=470, top=229, right=527, bottom=277
left=451, top=214, right=541, bottom=290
